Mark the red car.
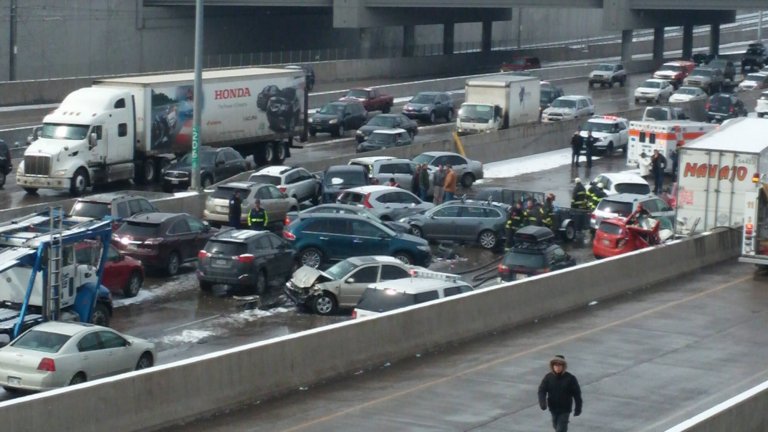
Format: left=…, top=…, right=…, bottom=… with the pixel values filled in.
left=500, top=56, right=541, bottom=72
left=341, top=88, right=394, bottom=113
left=593, top=209, right=661, bottom=259
left=76, top=242, right=144, bottom=297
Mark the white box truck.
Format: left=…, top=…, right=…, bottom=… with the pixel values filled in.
left=18, top=67, right=308, bottom=196
left=675, top=118, right=768, bottom=236
left=455, top=75, right=540, bottom=135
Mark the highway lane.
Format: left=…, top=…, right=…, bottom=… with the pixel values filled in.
left=158, top=259, right=768, bottom=432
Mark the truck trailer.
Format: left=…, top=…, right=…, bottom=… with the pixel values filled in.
left=675, top=118, right=768, bottom=236
left=18, top=67, right=308, bottom=196
left=456, top=75, right=540, bottom=135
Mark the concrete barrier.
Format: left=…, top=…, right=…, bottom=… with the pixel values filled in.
left=0, top=225, right=740, bottom=432
left=666, top=380, right=768, bottom=432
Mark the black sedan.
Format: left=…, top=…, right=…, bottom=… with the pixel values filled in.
left=162, top=146, right=248, bottom=192
left=309, top=100, right=368, bottom=138
left=355, top=113, right=418, bottom=143
left=356, top=129, right=413, bottom=153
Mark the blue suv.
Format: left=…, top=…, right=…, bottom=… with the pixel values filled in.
left=283, top=213, right=432, bottom=268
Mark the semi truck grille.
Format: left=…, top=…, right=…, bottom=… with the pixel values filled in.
left=24, top=155, right=51, bottom=175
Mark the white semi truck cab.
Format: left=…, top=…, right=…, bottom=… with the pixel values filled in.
left=17, top=88, right=136, bottom=196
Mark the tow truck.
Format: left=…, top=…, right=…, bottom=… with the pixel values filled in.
left=0, top=208, right=113, bottom=346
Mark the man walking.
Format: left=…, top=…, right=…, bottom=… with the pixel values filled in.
left=247, top=199, right=268, bottom=231
left=570, top=131, right=583, bottom=167
left=228, top=190, right=243, bottom=229
left=443, top=164, right=457, bottom=202
left=651, top=149, right=667, bottom=194
left=432, top=164, right=446, bottom=205
left=538, top=355, right=582, bottom=432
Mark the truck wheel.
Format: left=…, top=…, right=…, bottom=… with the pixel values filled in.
left=91, top=303, right=110, bottom=327
left=23, top=187, right=38, bottom=195
left=254, top=146, right=271, bottom=167
left=143, top=160, right=155, bottom=184
left=564, top=223, right=576, bottom=242
left=70, top=169, right=89, bottom=197
left=272, top=142, right=286, bottom=164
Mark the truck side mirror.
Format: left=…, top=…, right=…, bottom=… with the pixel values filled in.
left=88, top=133, right=98, bottom=150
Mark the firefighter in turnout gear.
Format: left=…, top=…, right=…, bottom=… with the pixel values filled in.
left=505, top=201, right=525, bottom=250
left=542, top=193, right=556, bottom=230
left=524, top=198, right=544, bottom=226
left=571, top=178, right=588, bottom=210
left=586, top=182, right=607, bottom=211
left=247, top=199, right=268, bottom=231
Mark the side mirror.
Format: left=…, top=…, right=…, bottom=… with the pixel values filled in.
left=345, top=278, right=356, bottom=284
left=88, top=132, right=98, bottom=150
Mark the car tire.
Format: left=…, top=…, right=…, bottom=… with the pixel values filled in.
left=23, top=187, right=38, bottom=195
left=201, top=175, right=213, bottom=189
left=0, top=171, right=5, bottom=188
left=478, top=230, right=498, bottom=250
left=299, top=247, right=323, bottom=269
left=635, top=98, right=640, bottom=104
left=136, top=353, right=154, bottom=370
left=606, top=142, right=614, bottom=155
left=199, top=280, right=213, bottom=291
left=461, top=173, right=475, bottom=188
left=564, top=224, right=576, bottom=242
left=309, top=128, right=317, bottom=137
left=254, top=269, right=267, bottom=295
left=70, top=168, right=89, bottom=197
left=91, top=303, right=110, bottom=327
left=410, top=225, right=423, bottom=238
left=312, top=292, right=337, bottom=316
left=429, top=111, right=436, bottom=123
left=166, top=251, right=181, bottom=276
left=123, top=271, right=143, bottom=298
left=162, top=183, right=174, bottom=193
left=446, top=109, right=454, bottom=122
left=759, top=113, right=765, bottom=118
left=334, top=124, right=345, bottom=138
left=69, top=373, right=87, bottom=386
left=393, top=251, right=414, bottom=265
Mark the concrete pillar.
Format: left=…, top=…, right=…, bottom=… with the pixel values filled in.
left=443, top=23, right=455, bottom=55
left=621, top=29, right=633, bottom=64
left=482, top=21, right=492, bottom=52
left=653, top=27, right=664, bottom=63
left=709, top=23, right=720, bottom=56
left=359, top=28, right=372, bottom=59
left=682, top=24, right=694, bottom=60
left=403, top=25, right=415, bottom=57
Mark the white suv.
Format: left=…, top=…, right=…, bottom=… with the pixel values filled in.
left=337, top=185, right=434, bottom=221
left=579, top=116, right=629, bottom=155
left=541, top=96, right=595, bottom=122
left=590, top=172, right=651, bottom=196
left=248, top=165, right=321, bottom=204
left=757, top=90, right=768, bottom=118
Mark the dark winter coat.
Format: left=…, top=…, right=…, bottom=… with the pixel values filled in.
left=538, top=360, right=583, bottom=415
left=651, top=152, right=667, bottom=175
left=570, top=134, right=583, bottom=155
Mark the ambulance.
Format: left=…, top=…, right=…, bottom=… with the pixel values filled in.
left=626, top=120, right=717, bottom=174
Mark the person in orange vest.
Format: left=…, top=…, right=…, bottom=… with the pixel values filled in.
left=443, top=164, right=457, bottom=202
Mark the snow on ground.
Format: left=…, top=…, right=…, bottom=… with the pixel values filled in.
left=478, top=148, right=604, bottom=181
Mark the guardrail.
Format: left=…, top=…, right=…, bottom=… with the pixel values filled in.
left=0, top=223, right=741, bottom=432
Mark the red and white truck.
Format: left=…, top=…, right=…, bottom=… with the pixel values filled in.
left=627, top=120, right=717, bottom=175
left=675, top=118, right=767, bottom=236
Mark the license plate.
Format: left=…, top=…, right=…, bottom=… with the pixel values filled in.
left=213, top=259, right=229, bottom=267
left=171, top=179, right=179, bottom=184
left=7, top=376, right=21, bottom=386
left=714, top=115, right=722, bottom=119
left=514, top=273, right=527, bottom=280
left=127, top=244, right=138, bottom=250
left=217, top=206, right=227, bottom=213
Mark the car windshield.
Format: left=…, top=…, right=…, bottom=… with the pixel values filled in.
left=458, top=104, right=494, bottom=122
left=116, top=221, right=161, bottom=238
left=746, top=48, right=763, bottom=55
left=324, top=171, right=365, bottom=187
left=248, top=174, right=281, bottom=185
left=583, top=122, right=615, bottom=133
left=551, top=99, right=576, bottom=109
left=40, top=123, right=90, bottom=140
left=708, top=96, right=734, bottom=112
left=597, top=200, right=633, bottom=217
left=641, top=80, right=661, bottom=89
left=598, top=221, right=624, bottom=235
left=178, top=151, right=215, bottom=166
left=677, top=87, right=699, bottom=95
left=692, top=69, right=713, bottom=77
left=356, top=288, right=418, bottom=313
left=318, top=104, right=344, bottom=115
left=412, top=154, right=436, bottom=165
left=205, top=240, right=247, bottom=256
left=504, top=250, right=546, bottom=268
left=11, top=330, right=71, bottom=353
left=596, top=64, right=614, bottom=71
left=367, top=116, right=396, bottom=127
left=508, top=58, right=526, bottom=65
left=746, top=74, right=766, bottom=82
left=410, top=94, right=437, bottom=104
left=366, top=133, right=397, bottom=145
left=212, top=186, right=250, bottom=199
left=615, top=183, right=651, bottom=195
left=659, top=64, right=682, bottom=72
left=644, top=107, right=670, bottom=120
left=346, top=89, right=368, bottom=98
left=70, top=201, right=110, bottom=219
left=324, top=260, right=358, bottom=280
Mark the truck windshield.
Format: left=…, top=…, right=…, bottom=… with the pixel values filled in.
left=458, top=104, right=494, bottom=122
left=40, top=123, right=90, bottom=140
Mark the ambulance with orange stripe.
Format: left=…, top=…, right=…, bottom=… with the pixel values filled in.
left=627, top=120, right=717, bottom=174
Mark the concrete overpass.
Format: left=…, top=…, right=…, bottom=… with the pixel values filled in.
left=144, top=0, right=764, bottom=63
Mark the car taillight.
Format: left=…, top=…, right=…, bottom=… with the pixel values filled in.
left=198, top=250, right=210, bottom=260
left=284, top=216, right=291, bottom=226
left=278, top=186, right=287, bottom=193
left=498, top=263, right=510, bottom=274
left=591, top=213, right=596, bottom=220
left=362, top=193, right=373, bottom=209
left=145, top=238, right=163, bottom=245
left=351, top=309, right=357, bottom=319
left=37, top=357, right=56, bottom=372
left=238, top=254, right=255, bottom=263
left=283, top=230, right=296, bottom=241
left=705, top=103, right=711, bottom=111
left=536, top=268, right=550, bottom=274
left=746, top=223, right=754, bottom=236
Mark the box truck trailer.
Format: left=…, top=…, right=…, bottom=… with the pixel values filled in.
left=455, top=75, right=540, bottom=135
left=675, top=118, right=768, bottom=236
left=18, top=67, right=308, bottom=196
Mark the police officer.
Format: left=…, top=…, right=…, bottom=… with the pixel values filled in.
left=228, top=190, right=242, bottom=229
left=571, top=178, right=588, bottom=210
left=585, top=131, right=598, bottom=168
left=247, top=199, right=268, bottom=231
left=542, top=193, right=556, bottom=229
left=505, top=201, right=525, bottom=250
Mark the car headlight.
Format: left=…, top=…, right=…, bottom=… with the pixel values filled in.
left=328, top=119, right=338, bottom=124
left=417, top=244, right=431, bottom=251
left=17, top=162, right=24, bottom=176
left=356, top=130, right=363, bottom=136
left=421, top=107, right=430, bottom=112
left=53, top=169, right=68, bottom=176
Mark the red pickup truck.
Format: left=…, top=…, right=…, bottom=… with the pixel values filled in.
left=341, top=88, right=394, bottom=113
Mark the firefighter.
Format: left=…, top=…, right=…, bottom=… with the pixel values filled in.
left=542, top=193, right=556, bottom=230
left=505, top=200, right=525, bottom=250
left=587, top=182, right=607, bottom=210
left=524, top=198, right=544, bottom=226
left=247, top=199, right=268, bottom=231
left=571, top=178, right=588, bottom=210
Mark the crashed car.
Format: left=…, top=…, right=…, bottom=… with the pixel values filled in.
left=284, top=255, right=420, bottom=315
left=592, top=206, right=673, bottom=259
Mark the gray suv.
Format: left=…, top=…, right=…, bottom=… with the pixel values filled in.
left=401, top=91, right=455, bottom=123
left=69, top=193, right=158, bottom=227
left=248, top=165, right=321, bottom=205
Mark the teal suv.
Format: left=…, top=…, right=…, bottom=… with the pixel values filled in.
left=282, top=213, right=432, bottom=269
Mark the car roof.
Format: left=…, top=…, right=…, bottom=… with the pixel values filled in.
left=211, top=229, right=269, bottom=242
left=663, top=60, right=694, bottom=66
left=220, top=181, right=257, bottom=189
left=439, top=199, right=508, bottom=210
left=350, top=87, right=373, bottom=91
left=76, top=193, right=145, bottom=203
left=642, top=78, right=668, bottom=83
left=587, top=115, right=627, bottom=124
left=346, top=255, right=404, bottom=265
left=326, top=164, right=367, bottom=173
left=602, top=193, right=657, bottom=203
left=414, top=91, right=444, bottom=96
left=419, top=151, right=459, bottom=157
left=343, top=185, right=401, bottom=194
left=126, top=212, right=184, bottom=223
left=370, top=128, right=408, bottom=135
left=374, top=158, right=412, bottom=165
left=514, top=225, right=556, bottom=243
left=557, top=95, right=589, bottom=101
left=367, top=277, right=471, bottom=294
left=297, top=213, right=371, bottom=223
left=332, top=100, right=362, bottom=106
left=595, top=172, right=647, bottom=183
left=306, top=203, right=367, bottom=213
left=349, top=156, right=397, bottom=166
left=25, top=321, right=99, bottom=336
left=255, top=165, right=296, bottom=175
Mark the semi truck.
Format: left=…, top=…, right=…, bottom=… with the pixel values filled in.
left=455, top=75, right=540, bottom=135
left=627, top=120, right=717, bottom=174
left=18, top=67, right=308, bottom=196
left=0, top=208, right=113, bottom=346
left=675, top=118, right=767, bottom=236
